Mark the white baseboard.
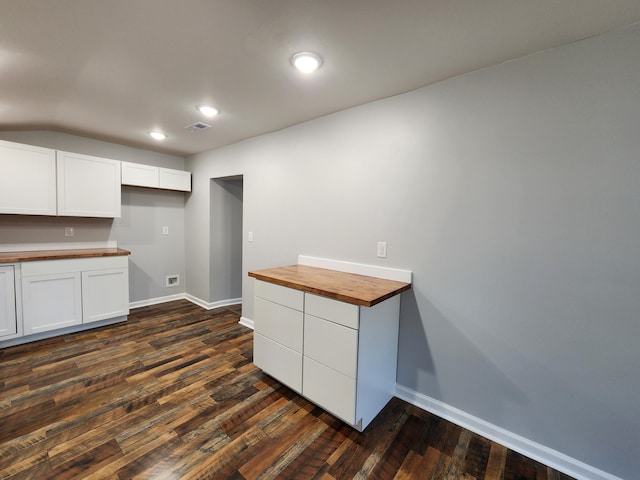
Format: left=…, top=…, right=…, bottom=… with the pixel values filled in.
left=129, top=294, right=186, bottom=309
left=183, top=294, right=242, bottom=311
left=130, top=294, right=242, bottom=311
left=239, top=316, right=254, bottom=329
left=394, top=385, right=620, bottom=480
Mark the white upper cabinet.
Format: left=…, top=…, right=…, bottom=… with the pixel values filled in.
left=121, top=161, right=191, bottom=192
left=121, top=161, right=159, bottom=188
left=159, top=168, right=191, bottom=192
left=0, top=140, right=57, bottom=215
left=57, top=151, right=121, bottom=218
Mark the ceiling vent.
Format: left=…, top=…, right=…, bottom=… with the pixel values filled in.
left=184, top=122, right=212, bottom=133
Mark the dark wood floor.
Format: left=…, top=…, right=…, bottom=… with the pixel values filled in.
left=0, top=300, right=574, bottom=480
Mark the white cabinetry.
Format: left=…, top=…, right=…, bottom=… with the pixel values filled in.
left=0, top=266, right=18, bottom=338
left=82, top=267, right=129, bottom=323
left=121, top=162, right=158, bottom=188
left=303, top=293, right=400, bottom=431
left=0, top=140, right=57, bottom=215
left=57, top=151, right=121, bottom=218
left=121, top=161, right=191, bottom=192
left=253, top=281, right=304, bottom=393
left=22, top=256, right=129, bottom=335
left=159, top=168, right=191, bottom=191
left=22, top=271, right=82, bottom=334
left=252, top=279, right=401, bottom=431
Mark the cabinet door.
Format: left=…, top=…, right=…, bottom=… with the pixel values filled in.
left=303, top=314, right=358, bottom=378
left=57, top=151, right=121, bottom=218
left=159, top=168, right=191, bottom=192
left=121, top=162, right=159, bottom=188
left=254, top=297, right=303, bottom=352
left=303, top=357, right=356, bottom=425
left=0, top=140, right=57, bottom=215
left=22, top=272, right=82, bottom=335
left=254, top=333, right=302, bottom=393
left=82, top=268, right=129, bottom=323
left=0, top=266, right=17, bottom=338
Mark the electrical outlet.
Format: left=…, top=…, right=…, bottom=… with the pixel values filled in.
left=165, top=274, right=180, bottom=287
left=248, top=231, right=253, bottom=242
left=377, top=241, right=387, bottom=258
left=162, top=226, right=169, bottom=235
left=65, top=227, right=74, bottom=237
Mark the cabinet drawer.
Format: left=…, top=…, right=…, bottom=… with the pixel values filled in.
left=254, top=297, right=303, bottom=352
left=304, top=314, right=357, bottom=378
left=21, top=256, right=128, bottom=277
left=255, top=280, right=303, bottom=311
left=305, top=293, right=359, bottom=329
left=254, top=333, right=302, bottom=393
left=303, top=356, right=356, bottom=425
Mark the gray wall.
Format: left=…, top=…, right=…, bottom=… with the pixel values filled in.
left=186, top=24, right=640, bottom=479
left=0, top=131, right=187, bottom=303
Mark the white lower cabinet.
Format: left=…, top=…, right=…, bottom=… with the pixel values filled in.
left=0, top=266, right=18, bottom=338
left=22, top=271, right=82, bottom=334
left=253, top=281, right=304, bottom=393
left=21, top=256, right=129, bottom=335
left=253, top=280, right=400, bottom=431
left=82, top=268, right=129, bottom=323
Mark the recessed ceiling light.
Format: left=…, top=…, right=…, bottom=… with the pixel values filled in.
left=149, top=131, right=167, bottom=140
left=291, top=52, right=323, bottom=74
left=196, top=104, right=219, bottom=117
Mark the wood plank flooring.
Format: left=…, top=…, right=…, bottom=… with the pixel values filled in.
left=0, top=300, right=575, bottom=480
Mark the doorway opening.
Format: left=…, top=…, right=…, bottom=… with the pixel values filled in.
left=210, top=175, right=243, bottom=311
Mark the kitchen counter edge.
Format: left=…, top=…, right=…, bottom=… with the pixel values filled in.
left=0, top=248, right=132, bottom=263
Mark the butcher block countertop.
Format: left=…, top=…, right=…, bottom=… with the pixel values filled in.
left=248, top=264, right=411, bottom=307
left=0, top=248, right=131, bottom=263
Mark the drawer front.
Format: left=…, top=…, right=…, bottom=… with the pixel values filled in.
left=21, top=256, right=128, bottom=277
left=303, top=356, right=356, bottom=425
left=254, top=333, right=302, bottom=393
left=255, top=280, right=303, bottom=311
left=304, top=314, right=358, bottom=378
left=305, top=293, right=359, bottom=329
left=254, top=297, right=303, bottom=352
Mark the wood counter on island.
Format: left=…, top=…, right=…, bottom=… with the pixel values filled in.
left=248, top=264, right=411, bottom=307
left=248, top=262, right=412, bottom=432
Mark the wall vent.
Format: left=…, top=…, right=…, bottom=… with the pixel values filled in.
left=184, top=122, right=212, bottom=133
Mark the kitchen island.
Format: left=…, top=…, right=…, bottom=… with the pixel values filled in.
left=249, top=261, right=411, bottom=431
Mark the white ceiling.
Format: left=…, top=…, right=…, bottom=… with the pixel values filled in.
left=1, top=1, right=640, bottom=157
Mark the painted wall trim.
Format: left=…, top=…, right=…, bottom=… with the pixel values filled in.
left=298, top=255, right=412, bottom=283
left=130, top=294, right=242, bottom=311
left=129, top=294, right=185, bottom=309
left=183, top=294, right=242, bottom=311
left=0, top=241, right=118, bottom=252
left=395, top=385, right=621, bottom=480
left=239, top=316, right=254, bottom=329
